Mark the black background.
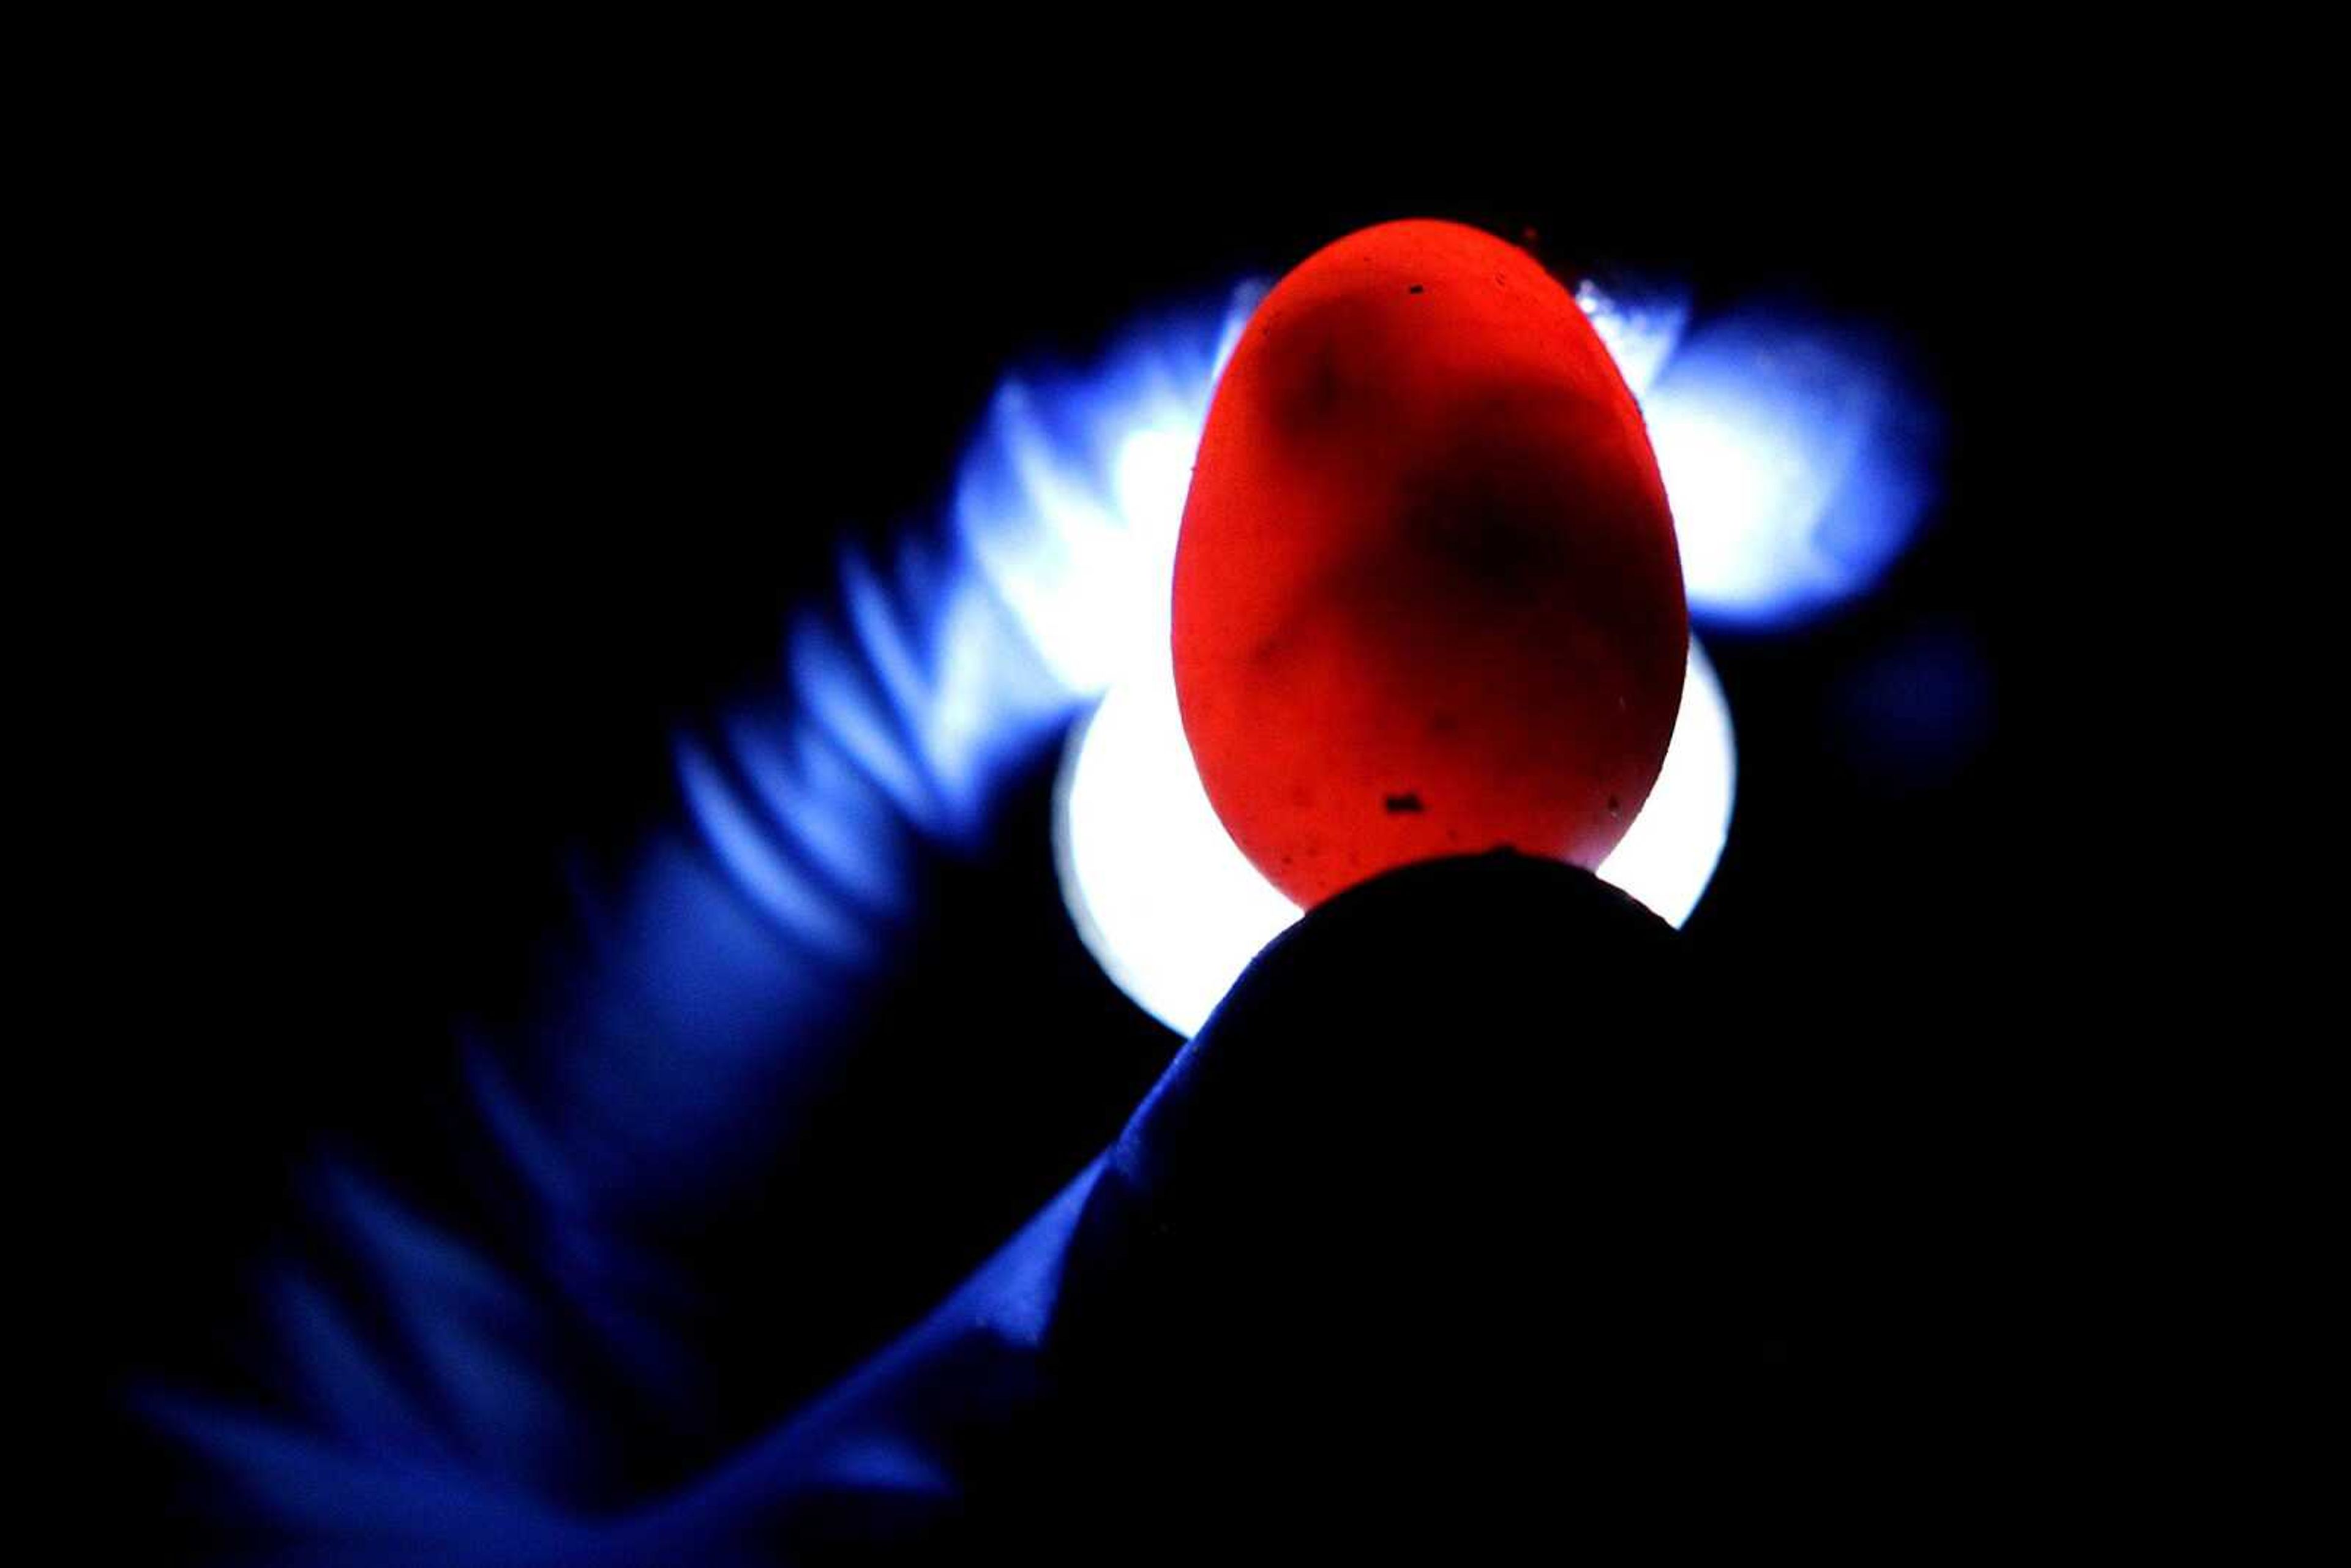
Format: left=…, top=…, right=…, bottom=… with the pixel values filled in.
left=53, top=86, right=2066, bottom=1554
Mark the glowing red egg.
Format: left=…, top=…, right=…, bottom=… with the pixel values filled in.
left=1172, top=219, right=1687, bottom=909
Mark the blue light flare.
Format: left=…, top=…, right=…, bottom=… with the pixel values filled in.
left=137, top=288, right=1265, bottom=1560
left=1643, top=304, right=1944, bottom=629
left=1829, top=619, right=1995, bottom=790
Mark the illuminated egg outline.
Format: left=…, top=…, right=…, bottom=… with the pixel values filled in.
left=981, top=269, right=1874, bottom=1035
left=1056, top=636, right=1735, bottom=1038
left=1171, top=220, right=1690, bottom=910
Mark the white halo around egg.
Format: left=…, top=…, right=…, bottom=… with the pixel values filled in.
left=1054, top=638, right=1736, bottom=1037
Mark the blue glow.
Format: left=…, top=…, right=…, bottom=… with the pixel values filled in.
left=599, top=1161, right=1106, bottom=1555
left=137, top=1391, right=595, bottom=1561
left=268, top=1269, right=447, bottom=1458
left=680, top=739, right=880, bottom=967
left=721, top=710, right=912, bottom=926
left=315, top=1169, right=571, bottom=1485
left=1831, top=620, right=1995, bottom=789
left=953, top=288, right=1259, bottom=700
left=1643, top=304, right=1943, bottom=629
left=139, top=288, right=1262, bottom=1557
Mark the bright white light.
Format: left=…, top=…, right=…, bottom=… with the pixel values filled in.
left=1112, top=426, right=1198, bottom=547
left=1052, top=651, right=1299, bottom=1038
left=1650, top=394, right=1838, bottom=612
left=1643, top=308, right=1941, bottom=628
left=1055, top=640, right=1738, bottom=1037
left=953, top=283, right=1262, bottom=701
left=1592, top=639, right=1735, bottom=929
left=1575, top=277, right=1692, bottom=401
